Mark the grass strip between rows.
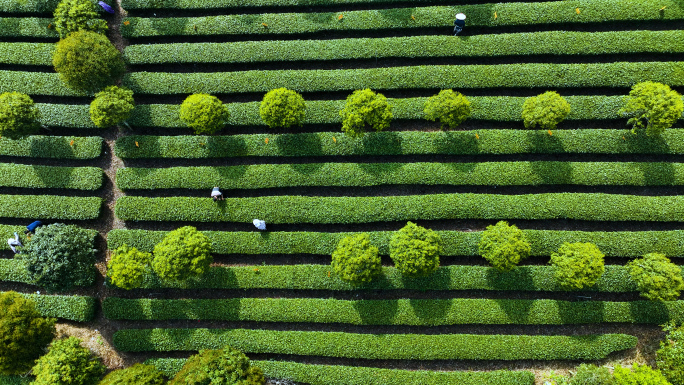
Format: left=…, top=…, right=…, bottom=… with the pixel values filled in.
left=115, top=193, right=684, bottom=223
left=0, top=163, right=102, bottom=190
left=0, top=136, right=102, bottom=159
left=0, top=195, right=101, bottom=220
left=113, top=328, right=637, bottom=360
left=6, top=292, right=95, bottom=322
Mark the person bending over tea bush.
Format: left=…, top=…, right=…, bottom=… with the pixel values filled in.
left=152, top=226, right=213, bottom=281
left=32, top=337, right=105, bottom=385
left=179, top=93, right=230, bottom=135
left=107, top=244, right=152, bottom=290
left=260, top=88, right=306, bottom=128
left=90, top=86, right=135, bottom=128
left=657, top=322, right=684, bottom=385
left=53, top=0, right=107, bottom=39
left=423, top=89, right=471, bottom=129
left=627, top=252, right=684, bottom=301
left=478, top=221, right=531, bottom=271
left=521, top=91, right=571, bottom=130
left=619, top=81, right=683, bottom=136
left=389, top=222, right=442, bottom=277
left=340, top=89, right=392, bottom=138
left=0, top=92, right=41, bottom=139
left=99, top=363, right=166, bottom=385
left=331, top=233, right=382, bottom=284
left=170, top=345, right=264, bottom=385
left=0, top=292, right=55, bottom=375
left=550, top=242, right=605, bottom=290
left=52, top=30, right=125, bottom=93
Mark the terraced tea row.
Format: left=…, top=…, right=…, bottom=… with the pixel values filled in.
left=0, top=292, right=95, bottom=322
left=0, top=195, right=100, bottom=219
left=0, top=163, right=101, bottom=189
left=0, top=136, right=102, bottom=159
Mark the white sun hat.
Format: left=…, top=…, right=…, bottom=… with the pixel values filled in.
left=455, top=13, right=466, bottom=20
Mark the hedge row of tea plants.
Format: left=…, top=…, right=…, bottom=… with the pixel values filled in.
left=0, top=136, right=101, bottom=159
left=0, top=163, right=102, bottom=190
left=37, top=104, right=96, bottom=128
left=0, top=18, right=56, bottom=38
left=125, top=30, right=684, bottom=65
left=122, top=0, right=489, bottom=10
left=0, top=259, right=33, bottom=284
left=113, top=129, right=684, bottom=159
left=0, top=71, right=81, bottom=96
left=146, top=358, right=535, bottom=385
left=116, top=162, right=684, bottom=190
left=0, top=43, right=53, bottom=65
left=0, top=195, right=101, bottom=219
left=123, top=62, right=684, bottom=94
left=114, top=193, right=684, bottom=223
left=103, top=297, right=684, bottom=325
left=8, top=292, right=95, bottom=321
left=113, top=328, right=637, bottom=360
left=121, top=0, right=684, bottom=37
left=0, top=0, right=59, bottom=12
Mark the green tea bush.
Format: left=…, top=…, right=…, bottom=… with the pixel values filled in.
left=331, top=233, right=381, bottom=284
left=32, top=337, right=105, bottom=385
left=619, top=81, right=684, bottom=136
left=259, top=88, right=306, bottom=128
left=90, top=86, right=135, bottom=128
left=550, top=242, right=605, bottom=290
left=478, top=221, right=531, bottom=271
left=53, top=0, right=107, bottom=39
left=106, top=245, right=152, bottom=290
left=613, top=364, right=671, bottom=385
left=339, top=89, right=392, bottom=138
left=0, top=92, right=41, bottom=139
left=627, top=253, right=684, bottom=301
left=522, top=91, right=571, bottom=130
left=657, top=322, right=684, bottom=385
left=152, top=226, right=212, bottom=281
left=179, top=94, right=229, bottom=135
left=389, top=222, right=442, bottom=277
left=169, top=346, right=264, bottom=385
left=423, top=89, right=471, bottom=129
left=98, top=363, right=166, bottom=385
left=569, top=364, right=615, bottom=385
left=0, top=292, right=55, bottom=375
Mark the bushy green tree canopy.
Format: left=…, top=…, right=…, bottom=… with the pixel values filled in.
left=423, top=89, right=471, bottom=129
left=521, top=91, right=571, bottom=130
left=53, top=0, right=107, bottom=39
left=569, top=364, right=615, bottom=385
left=331, top=233, right=382, bottom=284
left=31, top=337, right=105, bottom=385
left=550, top=242, right=605, bottom=290
left=179, top=94, right=230, bottom=135
left=389, top=222, right=442, bottom=277
left=90, top=86, right=135, bottom=128
left=52, top=30, right=125, bottom=93
left=0, top=92, right=41, bottom=139
left=657, top=322, right=684, bottom=385
left=152, top=226, right=212, bottom=281
left=259, top=88, right=306, bottom=128
left=169, top=346, right=264, bottom=385
left=106, top=244, right=152, bottom=290
left=478, top=221, right=531, bottom=271
left=339, top=89, right=392, bottom=138
left=619, top=81, right=684, bottom=136
left=627, top=252, right=684, bottom=301
left=0, top=292, right=55, bottom=375
left=99, top=364, right=166, bottom=385
left=17, top=223, right=97, bottom=293
left=613, top=364, right=671, bottom=385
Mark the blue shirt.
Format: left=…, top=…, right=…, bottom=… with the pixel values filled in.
left=26, top=221, right=42, bottom=232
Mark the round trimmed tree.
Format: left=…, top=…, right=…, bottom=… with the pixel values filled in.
left=423, top=89, right=471, bottom=130
left=259, top=88, right=306, bottom=128
left=339, top=89, right=392, bottom=138
left=90, top=86, right=135, bottom=128
left=52, top=30, right=125, bottom=93
left=389, top=222, right=442, bottom=277
left=478, top=221, right=531, bottom=271
left=99, top=363, right=166, bottom=385
left=53, top=0, right=107, bottom=39
left=0, top=92, right=41, bottom=139
left=179, top=93, right=230, bottom=135
left=627, top=252, right=684, bottom=301
left=0, top=291, right=55, bottom=375
left=550, top=242, right=605, bottom=290
left=152, top=226, right=213, bottom=281
left=107, top=244, right=152, bottom=290
left=31, top=337, right=105, bottom=385
left=521, top=91, right=571, bottom=130
left=619, top=81, right=684, bottom=136
left=331, top=233, right=382, bottom=284
left=170, top=346, right=264, bottom=385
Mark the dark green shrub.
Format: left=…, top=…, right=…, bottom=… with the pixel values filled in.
left=0, top=92, right=41, bottom=139
left=0, top=292, right=55, bottom=375
left=31, top=337, right=105, bottom=385
left=152, top=226, right=212, bottom=281
left=550, top=242, right=605, bottom=290
left=569, top=364, right=615, bottom=385
left=331, top=233, right=381, bottom=284
left=657, top=322, right=684, bottom=385
left=106, top=244, right=152, bottom=290
left=613, top=364, right=670, bottom=385
left=627, top=252, right=684, bottom=301
left=52, top=30, right=126, bottom=93
left=521, top=91, right=571, bottom=129
left=98, top=363, right=166, bottom=385
left=478, top=221, right=531, bottom=271
left=53, top=0, right=107, bottom=39
left=259, top=88, right=306, bottom=128
left=619, top=81, right=684, bottom=136
left=90, top=86, right=135, bottom=128
left=423, top=89, right=471, bottom=129
left=339, top=89, right=392, bottom=138
left=179, top=94, right=229, bottom=135
left=169, top=345, right=264, bottom=385
left=389, top=222, right=442, bottom=277
left=17, top=223, right=97, bottom=293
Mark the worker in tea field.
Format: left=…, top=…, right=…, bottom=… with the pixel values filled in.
left=7, top=232, right=22, bottom=253
left=454, top=13, right=466, bottom=35
left=24, top=220, right=43, bottom=235
left=211, top=187, right=224, bottom=201
left=253, top=219, right=266, bottom=231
